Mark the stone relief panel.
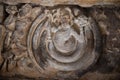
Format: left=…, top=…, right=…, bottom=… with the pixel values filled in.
left=27, top=5, right=102, bottom=78
left=0, top=4, right=42, bottom=77
left=0, top=3, right=119, bottom=80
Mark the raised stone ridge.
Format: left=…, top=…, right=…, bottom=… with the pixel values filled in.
left=0, top=0, right=120, bottom=7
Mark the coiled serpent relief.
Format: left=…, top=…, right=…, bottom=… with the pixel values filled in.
left=0, top=4, right=102, bottom=78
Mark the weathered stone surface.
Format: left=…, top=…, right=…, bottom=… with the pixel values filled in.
left=0, top=2, right=120, bottom=80
left=0, top=0, right=120, bottom=7
left=0, top=4, right=4, bottom=23
left=0, top=4, right=102, bottom=79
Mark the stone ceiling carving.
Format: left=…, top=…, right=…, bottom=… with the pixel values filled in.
left=0, top=4, right=102, bottom=79
left=0, top=2, right=120, bottom=80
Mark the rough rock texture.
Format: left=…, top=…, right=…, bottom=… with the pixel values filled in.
left=0, top=1, right=120, bottom=80
left=0, top=0, right=120, bottom=7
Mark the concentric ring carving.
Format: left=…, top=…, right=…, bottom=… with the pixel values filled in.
left=27, top=7, right=101, bottom=72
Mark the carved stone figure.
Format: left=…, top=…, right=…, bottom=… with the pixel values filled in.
left=0, top=0, right=120, bottom=80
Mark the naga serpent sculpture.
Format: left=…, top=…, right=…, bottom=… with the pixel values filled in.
left=0, top=1, right=120, bottom=79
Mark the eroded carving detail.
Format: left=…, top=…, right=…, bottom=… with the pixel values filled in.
left=0, top=4, right=42, bottom=76
left=28, top=6, right=101, bottom=78
left=0, top=4, right=102, bottom=79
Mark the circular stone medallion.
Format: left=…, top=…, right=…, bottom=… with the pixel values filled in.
left=27, top=6, right=102, bottom=78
